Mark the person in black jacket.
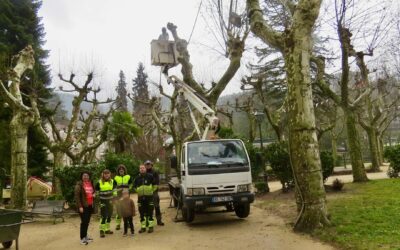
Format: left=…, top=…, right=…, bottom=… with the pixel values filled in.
left=133, top=164, right=156, bottom=233
left=144, top=160, right=164, bottom=226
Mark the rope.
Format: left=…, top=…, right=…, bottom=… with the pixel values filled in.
left=187, top=0, right=203, bottom=44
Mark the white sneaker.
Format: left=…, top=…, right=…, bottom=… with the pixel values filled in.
left=85, top=236, right=93, bottom=242
left=80, top=239, right=88, bottom=245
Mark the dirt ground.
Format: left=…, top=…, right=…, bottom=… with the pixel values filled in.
left=6, top=166, right=389, bottom=250
left=12, top=192, right=334, bottom=250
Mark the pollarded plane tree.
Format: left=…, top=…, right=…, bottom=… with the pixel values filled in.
left=149, top=1, right=249, bottom=169
left=314, top=0, right=394, bottom=178
left=358, top=74, right=400, bottom=167
left=246, top=0, right=330, bottom=232
left=164, top=0, right=249, bottom=107
left=35, top=72, right=115, bottom=193
left=0, top=46, right=36, bottom=209
left=244, top=0, right=341, bottom=144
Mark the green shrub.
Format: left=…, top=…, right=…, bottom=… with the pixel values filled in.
left=102, top=152, right=141, bottom=178
left=46, top=194, right=64, bottom=200
left=320, top=151, right=334, bottom=182
left=384, top=145, right=400, bottom=178
left=153, top=161, right=165, bottom=175
left=55, top=153, right=141, bottom=206
left=55, top=164, right=101, bottom=206
left=243, top=141, right=264, bottom=180
left=217, top=127, right=235, bottom=139
left=264, top=142, right=293, bottom=191
left=254, top=182, right=268, bottom=194
left=335, top=154, right=343, bottom=167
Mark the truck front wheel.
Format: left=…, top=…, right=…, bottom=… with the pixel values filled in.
left=234, top=203, right=250, bottom=218
left=181, top=195, right=195, bottom=223
left=182, top=205, right=195, bottom=223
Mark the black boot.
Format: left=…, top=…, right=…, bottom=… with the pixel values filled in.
left=157, top=220, right=165, bottom=226
left=148, top=227, right=154, bottom=233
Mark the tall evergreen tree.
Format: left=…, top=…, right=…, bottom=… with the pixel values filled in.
left=115, top=70, right=128, bottom=111
left=0, top=0, right=52, bottom=194
left=132, top=63, right=150, bottom=119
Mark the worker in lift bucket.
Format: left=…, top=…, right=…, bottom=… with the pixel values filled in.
left=158, top=27, right=169, bottom=41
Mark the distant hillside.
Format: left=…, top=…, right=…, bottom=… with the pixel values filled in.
left=50, top=91, right=108, bottom=119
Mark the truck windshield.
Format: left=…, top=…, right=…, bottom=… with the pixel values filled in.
left=187, top=140, right=249, bottom=167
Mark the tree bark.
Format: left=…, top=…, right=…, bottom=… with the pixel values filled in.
left=331, top=133, right=338, bottom=166
left=0, top=46, right=35, bottom=209
left=284, top=35, right=329, bottom=232
left=377, top=133, right=385, bottom=164
left=365, top=128, right=380, bottom=172
left=10, top=113, right=32, bottom=209
left=52, top=151, right=64, bottom=195
left=345, top=111, right=368, bottom=181
left=247, top=0, right=330, bottom=232
left=336, top=25, right=369, bottom=182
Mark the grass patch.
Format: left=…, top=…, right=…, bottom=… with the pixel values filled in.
left=314, top=179, right=400, bottom=250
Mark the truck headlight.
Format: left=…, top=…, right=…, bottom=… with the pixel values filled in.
left=237, top=184, right=252, bottom=193
left=187, top=188, right=205, bottom=196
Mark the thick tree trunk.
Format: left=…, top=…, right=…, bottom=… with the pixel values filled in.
left=331, top=134, right=338, bottom=166
left=247, top=0, right=329, bottom=232
left=345, top=111, right=368, bottom=181
left=284, top=29, right=329, bottom=232
left=52, top=151, right=64, bottom=195
left=174, top=140, right=182, bottom=180
left=1, top=46, right=35, bottom=209
left=247, top=114, right=256, bottom=143
left=164, top=147, right=173, bottom=180
left=377, top=134, right=384, bottom=164
left=10, top=114, right=31, bottom=209
left=366, top=128, right=380, bottom=172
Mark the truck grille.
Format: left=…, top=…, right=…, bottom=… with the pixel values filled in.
left=207, top=185, right=235, bottom=194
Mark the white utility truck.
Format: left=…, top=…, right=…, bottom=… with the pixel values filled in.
left=151, top=38, right=254, bottom=223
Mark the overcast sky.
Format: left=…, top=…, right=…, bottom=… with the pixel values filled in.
left=38, top=0, right=399, bottom=102
left=39, top=0, right=251, bottom=100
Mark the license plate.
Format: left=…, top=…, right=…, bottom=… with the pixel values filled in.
left=212, top=196, right=233, bottom=203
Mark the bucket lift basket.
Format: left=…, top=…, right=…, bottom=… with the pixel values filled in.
left=151, top=40, right=179, bottom=67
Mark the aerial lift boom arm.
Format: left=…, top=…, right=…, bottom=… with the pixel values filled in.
left=166, top=75, right=219, bottom=140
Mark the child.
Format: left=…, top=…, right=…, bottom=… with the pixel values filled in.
left=119, top=188, right=136, bottom=236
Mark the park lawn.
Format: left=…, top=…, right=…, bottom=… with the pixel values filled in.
left=314, top=179, right=400, bottom=250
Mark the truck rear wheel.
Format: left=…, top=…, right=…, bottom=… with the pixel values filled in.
left=234, top=203, right=250, bottom=218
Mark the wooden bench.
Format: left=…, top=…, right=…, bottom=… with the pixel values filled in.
left=24, top=200, right=65, bottom=224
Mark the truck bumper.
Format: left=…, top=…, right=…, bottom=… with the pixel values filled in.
left=183, top=192, right=254, bottom=209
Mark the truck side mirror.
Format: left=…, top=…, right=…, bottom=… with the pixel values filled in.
left=170, top=155, right=177, bottom=169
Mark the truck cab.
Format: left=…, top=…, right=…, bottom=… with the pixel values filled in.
left=170, top=139, right=254, bottom=223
